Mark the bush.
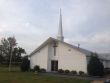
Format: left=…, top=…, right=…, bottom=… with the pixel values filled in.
left=79, top=71, right=85, bottom=75
left=87, top=53, right=104, bottom=76
left=71, top=70, right=77, bottom=75
left=20, top=57, right=30, bottom=72
left=58, top=69, right=64, bottom=73
left=34, top=65, right=40, bottom=72
left=40, top=68, right=46, bottom=73
left=30, top=69, right=34, bottom=72
left=64, top=70, right=70, bottom=74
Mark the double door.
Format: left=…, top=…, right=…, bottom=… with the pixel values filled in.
left=51, top=60, right=58, bottom=71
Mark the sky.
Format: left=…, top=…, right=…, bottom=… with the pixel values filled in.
left=0, top=0, right=110, bottom=54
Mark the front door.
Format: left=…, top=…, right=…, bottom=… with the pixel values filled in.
left=51, top=60, right=58, bottom=71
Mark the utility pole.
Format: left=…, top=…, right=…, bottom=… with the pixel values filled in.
left=8, top=37, right=16, bottom=72
left=8, top=47, right=14, bottom=71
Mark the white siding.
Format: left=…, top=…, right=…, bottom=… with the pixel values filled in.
left=30, top=45, right=48, bottom=70
left=47, top=42, right=58, bottom=72
left=57, top=42, right=87, bottom=73
left=30, top=41, right=88, bottom=73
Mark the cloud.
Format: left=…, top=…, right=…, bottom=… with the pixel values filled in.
left=0, top=0, right=110, bottom=54
left=90, top=31, right=110, bottom=44
left=65, top=30, right=110, bottom=53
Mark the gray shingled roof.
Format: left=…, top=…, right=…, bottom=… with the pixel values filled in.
left=98, top=53, right=110, bottom=61
left=29, top=37, right=110, bottom=61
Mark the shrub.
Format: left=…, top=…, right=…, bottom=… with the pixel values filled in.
left=34, top=65, right=40, bottom=72
left=64, top=70, right=70, bottom=74
left=58, top=69, right=64, bottom=73
left=20, top=57, right=30, bottom=72
left=87, top=53, right=104, bottom=76
left=71, top=70, right=77, bottom=75
left=40, top=68, right=46, bottom=73
left=79, top=71, right=85, bottom=75
left=30, top=69, right=34, bottom=72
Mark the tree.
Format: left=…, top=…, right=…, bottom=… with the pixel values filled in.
left=0, top=45, right=4, bottom=64
left=12, top=47, right=26, bottom=63
left=87, top=53, right=104, bottom=76
left=0, top=37, right=17, bottom=65
left=0, top=53, right=4, bottom=64
left=0, top=37, right=26, bottom=65
left=20, top=56, right=30, bottom=72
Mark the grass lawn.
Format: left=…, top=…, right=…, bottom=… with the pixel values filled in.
left=0, top=66, right=90, bottom=83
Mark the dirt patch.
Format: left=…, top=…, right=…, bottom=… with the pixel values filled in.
left=91, top=80, right=104, bottom=83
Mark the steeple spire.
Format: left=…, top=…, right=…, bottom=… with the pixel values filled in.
left=57, top=9, right=64, bottom=41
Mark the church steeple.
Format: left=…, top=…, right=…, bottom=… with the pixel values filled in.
left=57, top=9, right=64, bottom=41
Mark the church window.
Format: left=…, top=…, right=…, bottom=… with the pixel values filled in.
left=53, top=42, right=58, bottom=56
left=53, top=46, right=56, bottom=56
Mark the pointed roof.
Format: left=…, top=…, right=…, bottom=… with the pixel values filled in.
left=57, top=9, right=64, bottom=41
left=29, top=37, right=92, bottom=57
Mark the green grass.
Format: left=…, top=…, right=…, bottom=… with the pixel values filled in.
left=0, top=67, right=90, bottom=83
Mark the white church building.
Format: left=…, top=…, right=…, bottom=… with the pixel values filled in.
left=29, top=10, right=110, bottom=73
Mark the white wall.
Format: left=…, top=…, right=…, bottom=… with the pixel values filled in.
left=47, top=43, right=53, bottom=72
left=30, top=41, right=88, bottom=73
left=47, top=42, right=59, bottom=72
left=57, top=42, right=87, bottom=73
left=48, top=42, right=88, bottom=73
left=30, top=45, right=48, bottom=70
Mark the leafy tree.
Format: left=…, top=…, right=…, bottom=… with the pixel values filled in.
left=0, top=53, right=4, bottom=64
left=0, top=37, right=17, bottom=65
left=12, top=47, right=26, bottom=63
left=87, top=53, right=104, bottom=76
left=0, top=45, right=4, bottom=64
left=20, top=56, right=30, bottom=72
left=0, top=37, right=26, bottom=65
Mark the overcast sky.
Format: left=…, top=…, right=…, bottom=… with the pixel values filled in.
left=0, top=0, right=110, bottom=54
